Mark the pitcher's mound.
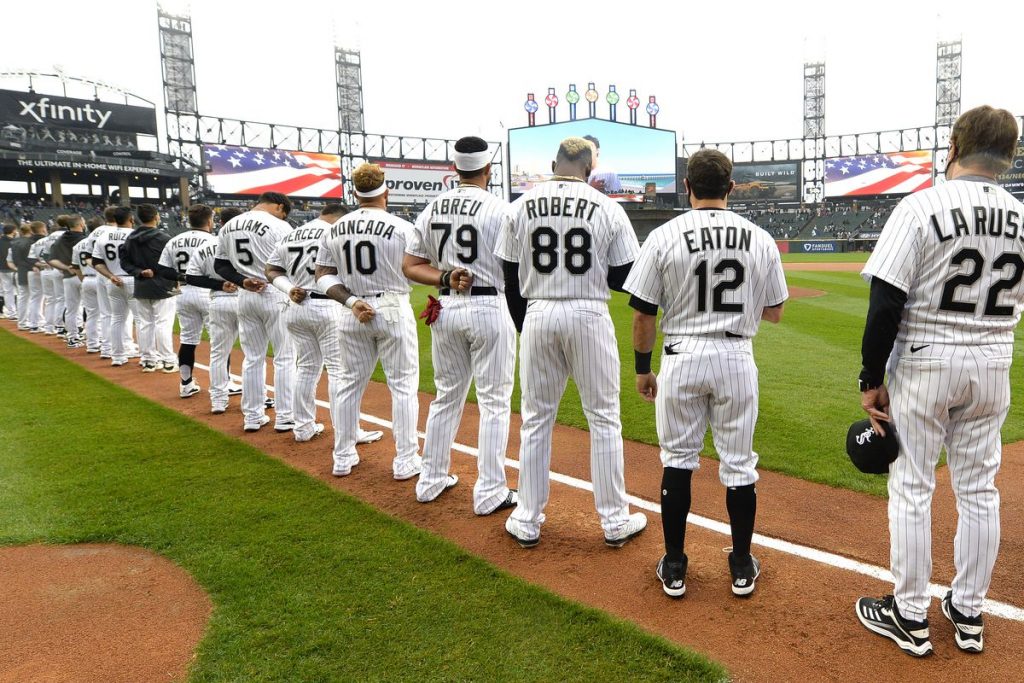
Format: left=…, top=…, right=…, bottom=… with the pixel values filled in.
left=0, top=544, right=211, bottom=683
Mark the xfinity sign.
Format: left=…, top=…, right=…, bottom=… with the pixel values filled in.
left=18, top=97, right=112, bottom=128
left=0, top=89, right=158, bottom=135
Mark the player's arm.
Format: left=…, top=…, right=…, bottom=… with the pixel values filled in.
left=314, top=264, right=374, bottom=323
left=499, top=259, right=527, bottom=332
left=91, top=254, right=123, bottom=287
left=858, top=277, right=908, bottom=435
left=265, top=261, right=307, bottom=304
left=607, top=262, right=633, bottom=292
left=629, top=295, right=659, bottom=402
left=761, top=302, right=784, bottom=323
left=402, top=254, right=472, bottom=291
left=118, top=240, right=143, bottom=277
left=47, top=257, right=73, bottom=274
left=214, top=257, right=263, bottom=292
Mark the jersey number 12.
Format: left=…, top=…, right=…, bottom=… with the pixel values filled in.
left=695, top=259, right=745, bottom=313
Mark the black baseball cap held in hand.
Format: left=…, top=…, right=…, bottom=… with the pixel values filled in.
left=846, top=419, right=900, bottom=474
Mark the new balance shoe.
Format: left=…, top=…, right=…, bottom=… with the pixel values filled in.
left=179, top=380, right=201, bottom=399
left=729, top=552, right=761, bottom=597
left=481, top=489, right=518, bottom=515
left=605, top=512, right=648, bottom=548
left=274, top=420, right=296, bottom=433
left=332, top=455, right=360, bottom=477
left=393, top=454, right=423, bottom=481
left=856, top=595, right=933, bottom=657
left=243, top=415, right=271, bottom=432
left=141, top=361, right=158, bottom=373
left=941, top=591, right=983, bottom=653
left=294, top=423, right=326, bottom=442
left=66, top=337, right=85, bottom=349
left=357, top=428, right=384, bottom=444
left=227, top=384, right=243, bottom=396
left=505, top=516, right=540, bottom=548
left=161, top=361, right=178, bottom=374
left=656, top=554, right=688, bottom=598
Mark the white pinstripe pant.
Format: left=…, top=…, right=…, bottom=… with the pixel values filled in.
left=655, top=335, right=760, bottom=486
left=415, top=294, right=516, bottom=514
left=887, top=341, right=1009, bottom=621
left=42, top=269, right=64, bottom=332
left=285, top=298, right=345, bottom=440
left=0, top=272, right=15, bottom=315
left=80, top=276, right=101, bottom=350
left=104, top=278, right=138, bottom=363
left=62, top=276, right=82, bottom=336
left=135, top=297, right=177, bottom=364
left=25, top=271, right=43, bottom=328
left=237, top=289, right=295, bottom=426
left=330, top=296, right=419, bottom=478
left=509, top=299, right=631, bottom=538
left=176, top=285, right=210, bottom=346
left=95, top=277, right=114, bottom=355
left=207, top=294, right=239, bottom=410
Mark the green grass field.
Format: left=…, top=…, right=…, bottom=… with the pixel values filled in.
left=780, top=251, right=872, bottom=263
left=0, top=329, right=725, bottom=682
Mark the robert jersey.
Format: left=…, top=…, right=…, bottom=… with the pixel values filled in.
left=216, top=210, right=293, bottom=280
left=315, top=207, right=413, bottom=295
left=89, top=226, right=133, bottom=275
left=863, top=179, right=1024, bottom=345
left=409, top=185, right=510, bottom=290
left=268, top=219, right=328, bottom=290
left=494, top=179, right=639, bottom=300
left=625, top=209, right=788, bottom=337
left=159, top=230, right=217, bottom=277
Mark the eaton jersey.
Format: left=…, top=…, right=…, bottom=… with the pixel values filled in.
left=159, top=230, right=217, bottom=276
left=408, top=185, right=510, bottom=290
left=216, top=210, right=293, bottom=280
left=89, top=226, right=133, bottom=275
left=267, top=218, right=329, bottom=290
left=625, top=209, right=788, bottom=337
left=72, top=237, right=96, bottom=275
left=863, top=178, right=1024, bottom=345
left=315, top=207, right=413, bottom=295
left=494, top=179, right=639, bottom=300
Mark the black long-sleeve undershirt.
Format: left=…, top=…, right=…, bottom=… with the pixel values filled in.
left=185, top=273, right=228, bottom=291
left=156, top=264, right=186, bottom=282
left=607, top=262, right=632, bottom=293
left=860, top=277, right=909, bottom=388
left=214, top=258, right=247, bottom=286
left=501, top=259, right=527, bottom=332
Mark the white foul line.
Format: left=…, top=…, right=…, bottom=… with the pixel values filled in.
left=195, top=362, right=1024, bottom=623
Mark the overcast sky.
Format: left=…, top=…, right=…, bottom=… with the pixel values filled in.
left=1, top=0, right=1022, bottom=149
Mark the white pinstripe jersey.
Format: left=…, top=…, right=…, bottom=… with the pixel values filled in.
left=315, top=207, right=413, bottom=295
left=158, top=230, right=217, bottom=276
left=267, top=218, right=329, bottom=290
left=186, top=241, right=234, bottom=297
left=89, top=226, right=132, bottom=276
left=494, top=179, right=639, bottom=300
left=863, top=178, right=1024, bottom=345
left=35, top=230, right=66, bottom=259
left=72, top=237, right=97, bottom=275
left=408, top=185, right=510, bottom=290
left=215, top=210, right=292, bottom=280
left=625, top=209, right=787, bottom=337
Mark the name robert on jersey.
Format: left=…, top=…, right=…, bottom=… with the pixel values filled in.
left=931, top=206, right=1022, bottom=242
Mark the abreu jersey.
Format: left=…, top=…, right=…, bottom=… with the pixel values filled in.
left=409, top=185, right=510, bottom=290
left=863, top=178, right=1024, bottom=345
left=89, top=226, right=133, bottom=276
left=216, top=210, right=292, bottom=280
left=267, top=218, right=329, bottom=290
left=625, top=209, right=788, bottom=337
left=159, top=230, right=217, bottom=277
left=315, top=207, right=413, bottom=295
left=494, top=179, right=639, bottom=300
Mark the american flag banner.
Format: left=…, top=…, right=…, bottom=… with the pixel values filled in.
left=203, top=144, right=343, bottom=198
left=824, top=150, right=933, bottom=197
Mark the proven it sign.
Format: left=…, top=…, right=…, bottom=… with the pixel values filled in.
left=375, top=160, right=459, bottom=203
left=0, top=89, right=158, bottom=135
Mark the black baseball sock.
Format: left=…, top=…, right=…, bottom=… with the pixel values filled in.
left=726, top=483, right=757, bottom=561
left=661, top=467, right=692, bottom=563
left=178, top=343, right=196, bottom=384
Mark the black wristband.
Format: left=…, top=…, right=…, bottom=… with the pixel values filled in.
left=635, top=350, right=653, bottom=375
left=858, top=368, right=882, bottom=391
left=439, top=270, right=451, bottom=288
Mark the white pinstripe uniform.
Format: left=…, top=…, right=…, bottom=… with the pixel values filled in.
left=158, top=230, right=216, bottom=346
left=25, top=239, right=46, bottom=329
left=60, top=240, right=83, bottom=339
left=268, top=219, right=341, bottom=441
left=624, top=209, right=787, bottom=485
left=72, top=238, right=101, bottom=352
left=37, top=230, right=65, bottom=333
left=90, top=226, right=137, bottom=363
left=494, top=179, right=639, bottom=539
left=82, top=227, right=116, bottom=356
left=409, top=185, right=517, bottom=513
left=315, top=207, right=421, bottom=478
left=862, top=178, right=1024, bottom=621
left=186, top=242, right=238, bottom=412
left=216, top=210, right=295, bottom=428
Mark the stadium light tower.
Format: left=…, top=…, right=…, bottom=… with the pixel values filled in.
left=157, top=4, right=202, bottom=201
left=335, top=47, right=365, bottom=134
left=934, top=37, right=962, bottom=179
left=802, top=61, right=826, bottom=203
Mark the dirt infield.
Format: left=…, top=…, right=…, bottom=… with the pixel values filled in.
left=0, top=544, right=210, bottom=683
left=7, top=326, right=1024, bottom=682
left=788, top=285, right=826, bottom=299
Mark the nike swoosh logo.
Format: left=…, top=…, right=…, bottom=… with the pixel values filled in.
left=665, top=342, right=681, bottom=355
left=911, top=344, right=930, bottom=353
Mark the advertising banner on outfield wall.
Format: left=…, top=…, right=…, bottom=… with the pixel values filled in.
left=731, top=162, right=800, bottom=201
left=789, top=240, right=838, bottom=253
left=0, top=89, right=158, bottom=136
left=375, top=160, right=459, bottom=204
left=999, top=139, right=1024, bottom=198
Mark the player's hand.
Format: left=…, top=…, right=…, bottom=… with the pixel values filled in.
left=289, top=286, right=307, bottom=304
left=110, top=275, right=123, bottom=287
left=222, top=281, right=238, bottom=293
left=242, top=277, right=266, bottom=292
left=450, top=267, right=473, bottom=292
left=352, top=300, right=375, bottom=323
left=636, top=372, right=658, bottom=402
left=861, top=385, right=891, bottom=437
left=140, top=269, right=154, bottom=278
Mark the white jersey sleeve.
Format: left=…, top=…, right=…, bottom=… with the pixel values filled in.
left=71, top=239, right=97, bottom=275
left=216, top=210, right=293, bottom=280
left=315, top=208, right=412, bottom=295
left=269, top=219, right=328, bottom=290
left=862, top=201, right=925, bottom=293
left=606, top=203, right=641, bottom=267
left=90, top=227, right=132, bottom=276
left=623, top=238, right=664, bottom=307
left=159, top=230, right=218, bottom=276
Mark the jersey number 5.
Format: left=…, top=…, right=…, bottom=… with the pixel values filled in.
left=695, top=259, right=745, bottom=313
left=235, top=238, right=254, bottom=266
left=939, top=248, right=1024, bottom=316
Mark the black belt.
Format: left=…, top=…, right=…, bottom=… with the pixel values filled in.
left=439, top=286, right=498, bottom=296
left=354, top=292, right=386, bottom=298
left=307, top=292, right=331, bottom=300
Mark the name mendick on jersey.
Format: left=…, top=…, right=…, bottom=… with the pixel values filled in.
left=430, top=197, right=483, bottom=218
left=683, top=225, right=753, bottom=253
left=175, top=235, right=211, bottom=249
left=330, top=219, right=396, bottom=239
left=523, top=196, right=599, bottom=221
left=930, top=205, right=1023, bottom=242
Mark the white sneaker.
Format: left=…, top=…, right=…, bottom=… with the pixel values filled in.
left=243, top=415, right=271, bottom=432
left=274, top=420, right=296, bottom=433
left=605, top=512, right=648, bottom=548
left=357, top=428, right=384, bottom=444
left=161, top=361, right=178, bottom=374
left=393, top=454, right=423, bottom=481
left=295, top=423, right=325, bottom=442
left=332, top=455, right=360, bottom=477
left=211, top=404, right=227, bottom=415
left=505, top=515, right=540, bottom=548
left=418, top=474, right=458, bottom=503
left=179, top=380, right=201, bottom=399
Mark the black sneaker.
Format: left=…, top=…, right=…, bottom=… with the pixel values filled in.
left=265, top=397, right=275, bottom=409
left=488, top=489, right=518, bottom=514
left=856, top=595, right=933, bottom=657
left=941, top=591, right=983, bottom=653
left=729, top=552, right=761, bottom=597
left=656, top=554, right=687, bottom=598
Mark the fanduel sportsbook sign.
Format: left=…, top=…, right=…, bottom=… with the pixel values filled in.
left=0, top=89, right=158, bottom=135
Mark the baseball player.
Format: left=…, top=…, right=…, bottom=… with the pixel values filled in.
left=91, top=206, right=139, bottom=367
left=71, top=219, right=103, bottom=353
left=0, top=224, right=16, bottom=319
left=37, top=217, right=67, bottom=335
left=12, top=222, right=44, bottom=331
left=624, top=149, right=787, bottom=598
left=47, top=214, right=88, bottom=348
left=214, top=192, right=296, bottom=432
left=158, top=204, right=218, bottom=395
left=495, top=136, right=647, bottom=548
left=314, top=163, right=421, bottom=479
left=855, top=106, right=1024, bottom=656
left=404, top=136, right=518, bottom=514
left=25, top=222, right=50, bottom=333
left=88, top=207, right=121, bottom=358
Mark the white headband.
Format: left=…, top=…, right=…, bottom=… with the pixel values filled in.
left=454, top=150, right=490, bottom=172
left=354, top=183, right=387, bottom=198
